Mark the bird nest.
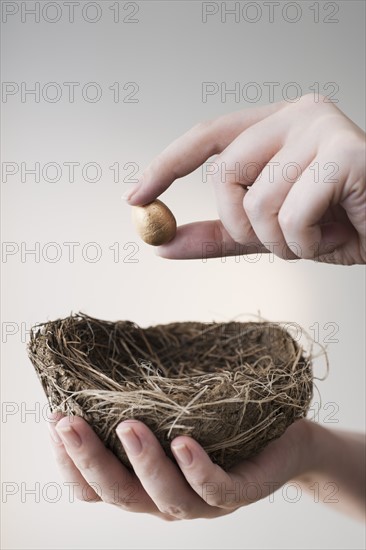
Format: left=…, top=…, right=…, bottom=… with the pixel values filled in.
left=28, top=313, right=313, bottom=470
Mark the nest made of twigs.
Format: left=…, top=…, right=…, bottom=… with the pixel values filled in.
left=28, top=313, right=313, bottom=470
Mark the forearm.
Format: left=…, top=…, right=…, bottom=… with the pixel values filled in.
left=296, top=421, right=366, bottom=521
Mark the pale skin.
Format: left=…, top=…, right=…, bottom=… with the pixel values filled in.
left=123, top=94, right=366, bottom=264
left=50, top=415, right=365, bottom=521
left=50, top=96, right=365, bottom=520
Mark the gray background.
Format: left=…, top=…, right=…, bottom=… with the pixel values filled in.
left=1, top=1, right=365, bottom=549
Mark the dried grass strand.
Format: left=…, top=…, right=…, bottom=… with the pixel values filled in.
left=27, top=313, right=313, bottom=470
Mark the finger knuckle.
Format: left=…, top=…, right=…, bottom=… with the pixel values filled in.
left=74, top=454, right=101, bottom=474
left=200, top=487, right=235, bottom=509
left=211, top=160, right=238, bottom=186
left=161, top=515, right=180, bottom=522
left=298, top=92, right=326, bottom=106
left=214, top=497, right=239, bottom=510
left=211, top=209, right=252, bottom=247
left=54, top=453, right=71, bottom=469
left=100, top=493, right=119, bottom=506
left=243, top=189, right=266, bottom=219
left=75, top=457, right=93, bottom=472
left=196, top=480, right=234, bottom=509
left=230, top=229, right=251, bottom=246
left=278, top=206, right=296, bottom=235
left=144, top=158, right=165, bottom=180
left=192, top=119, right=221, bottom=156
left=138, top=463, right=161, bottom=483
left=204, top=491, right=226, bottom=508
left=75, top=487, right=100, bottom=504
left=103, top=494, right=136, bottom=510
left=322, top=131, right=365, bottom=159
left=158, top=503, right=195, bottom=520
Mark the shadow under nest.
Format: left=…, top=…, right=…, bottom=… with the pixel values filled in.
left=28, top=313, right=313, bottom=470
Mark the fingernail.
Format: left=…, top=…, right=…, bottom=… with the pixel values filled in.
left=56, top=425, right=82, bottom=448
left=122, top=182, right=141, bottom=201
left=48, top=422, right=62, bottom=444
left=172, top=443, right=193, bottom=467
left=117, top=425, right=142, bottom=455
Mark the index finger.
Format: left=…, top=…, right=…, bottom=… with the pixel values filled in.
left=55, top=415, right=158, bottom=513
left=124, top=102, right=286, bottom=205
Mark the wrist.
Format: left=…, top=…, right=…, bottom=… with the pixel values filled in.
left=294, top=420, right=331, bottom=482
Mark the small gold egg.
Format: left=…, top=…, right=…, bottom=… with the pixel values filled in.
left=131, top=199, right=177, bottom=246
